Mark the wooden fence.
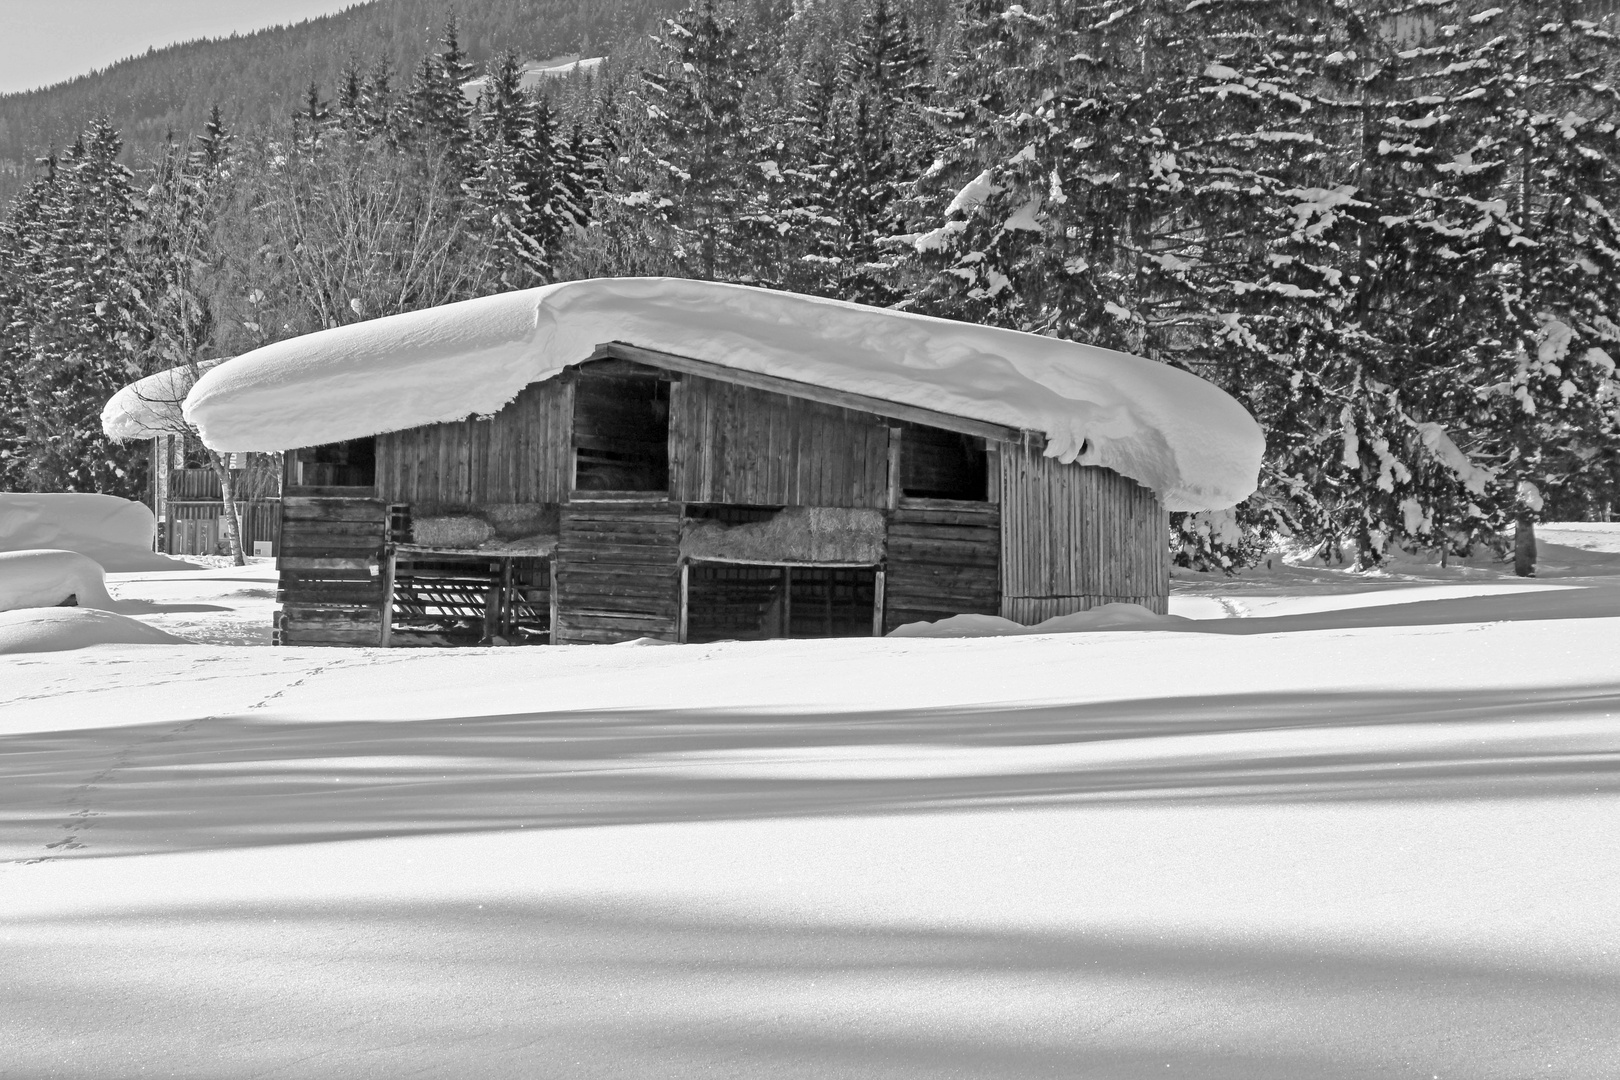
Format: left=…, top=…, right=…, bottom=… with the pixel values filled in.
left=165, top=500, right=281, bottom=557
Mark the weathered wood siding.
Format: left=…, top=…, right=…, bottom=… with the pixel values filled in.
left=374, top=379, right=571, bottom=509
left=553, top=499, right=683, bottom=644
left=883, top=498, right=1001, bottom=633
left=671, top=375, right=891, bottom=508
left=275, top=496, right=393, bottom=646
left=999, top=446, right=1170, bottom=618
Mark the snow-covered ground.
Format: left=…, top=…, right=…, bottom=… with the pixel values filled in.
left=3, top=529, right=1619, bottom=1077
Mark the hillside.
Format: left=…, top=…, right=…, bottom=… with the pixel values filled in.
left=0, top=0, right=680, bottom=207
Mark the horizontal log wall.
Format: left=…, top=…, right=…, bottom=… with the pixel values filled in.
left=274, top=495, right=390, bottom=646
left=999, top=446, right=1170, bottom=618
left=553, top=500, right=683, bottom=645
left=883, top=498, right=1001, bottom=633
left=671, top=374, right=891, bottom=508
left=374, top=379, right=571, bottom=509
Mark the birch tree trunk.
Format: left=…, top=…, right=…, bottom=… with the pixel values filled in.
left=208, top=448, right=247, bottom=567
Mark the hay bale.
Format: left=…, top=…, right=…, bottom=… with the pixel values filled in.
left=413, top=516, right=494, bottom=548
left=481, top=503, right=560, bottom=540
left=480, top=534, right=559, bottom=556
left=681, top=507, right=885, bottom=564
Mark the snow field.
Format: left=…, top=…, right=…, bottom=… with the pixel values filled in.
left=2, top=535, right=1619, bottom=1076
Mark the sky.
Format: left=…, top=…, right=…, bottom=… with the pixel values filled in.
left=0, top=1, right=367, bottom=95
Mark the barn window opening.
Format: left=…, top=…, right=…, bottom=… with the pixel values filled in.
left=292, top=437, right=376, bottom=488
left=685, top=564, right=877, bottom=643
left=573, top=372, right=670, bottom=492
left=899, top=424, right=988, bottom=501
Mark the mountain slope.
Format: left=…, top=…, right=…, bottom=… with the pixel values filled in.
left=0, top=0, right=676, bottom=205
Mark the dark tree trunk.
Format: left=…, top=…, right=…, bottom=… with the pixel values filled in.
left=1514, top=514, right=1536, bottom=577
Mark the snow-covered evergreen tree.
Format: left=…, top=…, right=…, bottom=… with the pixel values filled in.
left=0, top=121, right=148, bottom=498
left=467, top=54, right=594, bottom=285
left=640, top=0, right=763, bottom=280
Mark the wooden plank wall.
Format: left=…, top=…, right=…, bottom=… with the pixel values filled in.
left=999, top=445, right=1170, bottom=618
left=883, top=498, right=1001, bottom=633
left=275, top=496, right=389, bottom=646
left=671, top=374, right=890, bottom=508
left=553, top=500, right=683, bottom=644
left=167, top=500, right=281, bottom=556
left=374, top=379, right=571, bottom=510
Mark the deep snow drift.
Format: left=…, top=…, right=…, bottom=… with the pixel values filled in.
left=0, top=606, right=187, bottom=653
left=0, top=548, right=115, bottom=612
left=0, top=492, right=191, bottom=572
left=165, top=278, right=1263, bottom=511
left=3, top=530, right=1618, bottom=1078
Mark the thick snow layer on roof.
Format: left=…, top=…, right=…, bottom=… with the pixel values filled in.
left=178, top=278, right=1263, bottom=510
left=102, top=359, right=223, bottom=442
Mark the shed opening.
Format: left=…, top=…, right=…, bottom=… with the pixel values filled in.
left=899, top=424, right=988, bottom=501
left=573, top=372, right=670, bottom=492
left=685, top=563, right=877, bottom=643
left=390, top=553, right=550, bottom=646
left=290, top=437, right=376, bottom=489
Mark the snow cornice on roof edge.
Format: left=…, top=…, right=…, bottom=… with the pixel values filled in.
left=101, top=358, right=226, bottom=442
left=173, top=277, right=1263, bottom=512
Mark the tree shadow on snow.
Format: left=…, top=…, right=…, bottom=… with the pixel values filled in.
left=5, top=681, right=1620, bottom=860
left=4, top=898, right=1616, bottom=1079
left=1168, top=578, right=1620, bottom=634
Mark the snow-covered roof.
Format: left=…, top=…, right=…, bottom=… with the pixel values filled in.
left=101, top=359, right=224, bottom=442
left=164, top=278, right=1261, bottom=511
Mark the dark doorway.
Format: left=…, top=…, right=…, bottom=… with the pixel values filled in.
left=900, top=424, right=988, bottom=500
left=686, top=564, right=877, bottom=643
left=573, top=372, right=670, bottom=492
left=292, top=437, right=376, bottom=488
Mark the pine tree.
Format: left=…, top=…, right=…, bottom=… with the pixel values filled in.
left=787, top=0, right=933, bottom=303
left=467, top=53, right=585, bottom=284
left=0, top=121, right=148, bottom=498
left=407, top=19, right=478, bottom=171
left=1448, top=0, right=1620, bottom=572
left=293, top=80, right=334, bottom=152
left=641, top=0, right=761, bottom=280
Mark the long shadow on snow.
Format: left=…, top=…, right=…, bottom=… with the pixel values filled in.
left=1167, top=578, right=1620, bottom=633
left=5, top=681, right=1619, bottom=859
left=5, top=900, right=1616, bottom=1079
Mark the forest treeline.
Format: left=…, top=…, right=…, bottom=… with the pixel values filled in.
left=2, top=0, right=1619, bottom=573
left=0, top=0, right=693, bottom=208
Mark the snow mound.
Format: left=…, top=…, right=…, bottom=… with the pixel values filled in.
left=171, top=278, right=1262, bottom=511
left=0, top=493, right=190, bottom=572
left=0, top=606, right=188, bottom=654
left=888, top=603, right=1188, bottom=638
left=0, top=549, right=115, bottom=612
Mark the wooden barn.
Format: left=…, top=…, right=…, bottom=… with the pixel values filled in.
left=115, top=279, right=1261, bottom=647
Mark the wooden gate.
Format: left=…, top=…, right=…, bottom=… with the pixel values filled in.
left=273, top=497, right=397, bottom=646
